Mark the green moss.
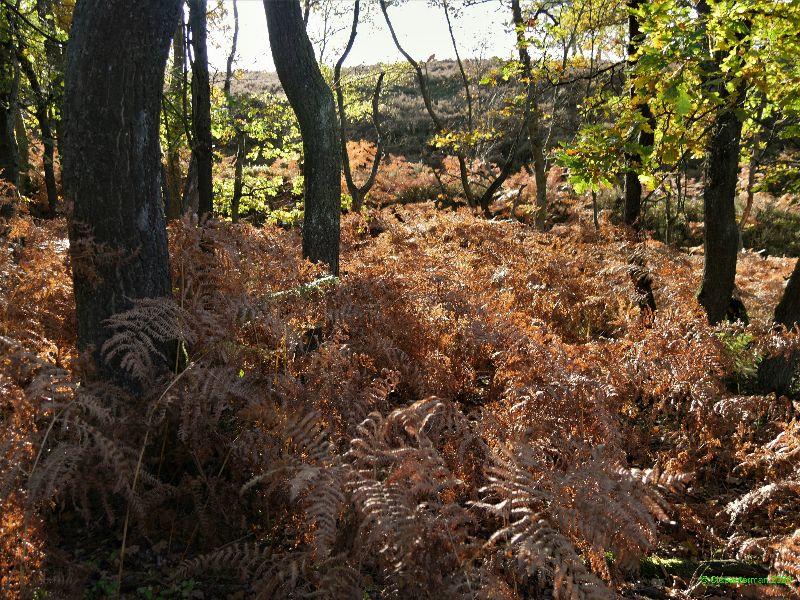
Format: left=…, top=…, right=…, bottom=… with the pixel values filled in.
left=640, top=556, right=772, bottom=581
left=640, top=556, right=698, bottom=580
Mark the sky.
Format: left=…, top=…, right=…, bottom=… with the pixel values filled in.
left=206, top=0, right=518, bottom=75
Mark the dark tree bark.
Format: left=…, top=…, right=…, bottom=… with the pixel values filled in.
left=63, top=0, right=179, bottom=373
left=623, top=0, right=656, bottom=228
left=3, top=0, right=25, bottom=196
left=188, top=0, right=213, bottom=219
left=334, top=0, right=384, bottom=213
left=510, top=0, right=548, bottom=230
left=0, top=20, right=19, bottom=191
left=696, top=0, right=746, bottom=324
left=264, top=0, right=341, bottom=274
left=0, top=101, right=15, bottom=186
left=697, top=93, right=744, bottom=324
left=757, top=260, right=800, bottom=395
left=776, top=262, right=800, bottom=329
left=18, top=52, right=58, bottom=215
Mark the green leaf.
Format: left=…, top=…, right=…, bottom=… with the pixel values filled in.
left=675, top=87, right=692, bottom=116
left=638, top=173, right=657, bottom=189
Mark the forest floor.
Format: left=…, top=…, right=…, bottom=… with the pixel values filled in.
left=1, top=198, right=799, bottom=599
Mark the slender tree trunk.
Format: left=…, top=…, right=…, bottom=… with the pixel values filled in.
left=188, top=0, right=213, bottom=219
left=0, top=101, right=15, bottom=187
left=0, top=21, right=20, bottom=194
left=510, top=0, right=548, bottom=230
left=182, top=155, right=199, bottom=215
left=18, top=53, right=58, bottom=214
left=738, top=96, right=765, bottom=248
left=63, top=0, right=179, bottom=376
left=36, top=0, right=64, bottom=153
left=665, top=185, right=673, bottom=245
left=379, top=0, right=479, bottom=211
left=737, top=146, right=757, bottom=251
left=165, top=12, right=186, bottom=220
left=224, top=0, right=239, bottom=99
left=231, top=137, right=245, bottom=222
left=5, top=3, right=23, bottom=194
left=441, top=0, right=485, bottom=213
left=0, top=10, right=17, bottom=192
left=381, top=0, right=517, bottom=216
left=264, top=0, right=341, bottom=274
left=13, top=108, right=30, bottom=192
left=442, top=0, right=473, bottom=133
left=623, top=0, right=656, bottom=228
left=335, top=0, right=384, bottom=213
left=696, top=0, right=746, bottom=324
left=36, top=104, right=59, bottom=217
left=224, top=0, right=245, bottom=222
left=161, top=160, right=171, bottom=215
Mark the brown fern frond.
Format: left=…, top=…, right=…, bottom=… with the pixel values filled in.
left=101, top=298, right=195, bottom=383
left=175, top=541, right=272, bottom=581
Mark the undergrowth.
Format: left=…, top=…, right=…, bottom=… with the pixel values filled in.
left=1, top=203, right=798, bottom=598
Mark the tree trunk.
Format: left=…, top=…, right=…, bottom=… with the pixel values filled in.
left=757, top=261, right=800, bottom=395
left=335, top=0, right=384, bottom=214
left=36, top=0, right=65, bottom=153
left=443, top=0, right=472, bottom=133
left=379, top=0, right=482, bottom=212
left=224, top=0, right=245, bottom=223
left=623, top=0, right=656, bottom=228
left=63, top=0, right=178, bottom=376
left=231, top=135, right=245, bottom=222
left=188, top=0, right=213, bottom=219
left=511, top=0, right=548, bottom=230
left=182, top=154, right=199, bottom=216
left=738, top=95, right=765, bottom=249
left=0, top=103, right=15, bottom=198
left=0, top=23, right=19, bottom=193
left=14, top=109, right=32, bottom=192
left=224, top=0, right=239, bottom=99
left=18, top=52, right=58, bottom=215
left=5, top=7, right=24, bottom=195
left=39, top=115, right=57, bottom=216
left=697, top=107, right=744, bottom=324
left=775, top=261, right=800, bottom=329
left=165, top=11, right=186, bottom=221
left=263, top=0, right=341, bottom=275
left=696, top=0, right=746, bottom=325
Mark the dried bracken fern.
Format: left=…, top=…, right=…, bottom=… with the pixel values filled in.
left=2, top=206, right=799, bottom=597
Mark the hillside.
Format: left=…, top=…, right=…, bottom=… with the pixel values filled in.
left=219, top=59, right=605, bottom=163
